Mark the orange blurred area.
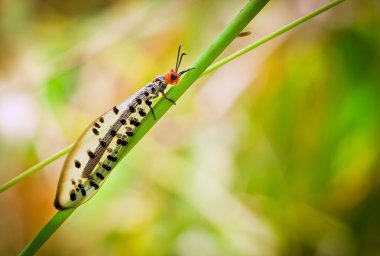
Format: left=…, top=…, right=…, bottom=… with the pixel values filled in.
left=1, top=0, right=379, bottom=255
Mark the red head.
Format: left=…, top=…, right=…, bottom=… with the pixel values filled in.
left=164, top=69, right=180, bottom=85
left=164, top=45, right=194, bottom=85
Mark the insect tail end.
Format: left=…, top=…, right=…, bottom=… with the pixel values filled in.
left=54, top=197, right=67, bottom=210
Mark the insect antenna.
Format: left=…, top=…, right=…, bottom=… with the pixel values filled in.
left=175, top=44, right=194, bottom=75
left=175, top=44, right=182, bottom=71
left=175, top=44, right=187, bottom=72
left=178, top=67, right=195, bottom=76
left=177, top=53, right=187, bottom=71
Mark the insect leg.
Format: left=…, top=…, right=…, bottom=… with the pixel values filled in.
left=148, top=105, right=156, bottom=120
left=161, top=92, right=176, bottom=105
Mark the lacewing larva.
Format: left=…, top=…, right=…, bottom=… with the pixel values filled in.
left=54, top=45, right=194, bottom=210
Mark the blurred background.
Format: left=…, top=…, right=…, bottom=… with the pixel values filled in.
left=0, top=0, right=379, bottom=255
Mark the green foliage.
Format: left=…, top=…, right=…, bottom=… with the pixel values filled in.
left=18, top=0, right=269, bottom=254
left=3, top=0, right=378, bottom=255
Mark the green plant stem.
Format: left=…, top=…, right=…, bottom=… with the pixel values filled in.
left=0, top=145, right=73, bottom=193
left=126, top=0, right=269, bottom=150
left=0, top=0, right=347, bottom=195
left=202, top=0, right=347, bottom=77
left=19, top=209, right=75, bottom=256
left=18, top=1, right=269, bottom=255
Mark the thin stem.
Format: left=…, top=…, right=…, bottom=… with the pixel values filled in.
left=18, top=1, right=270, bottom=255
left=0, top=0, right=347, bottom=195
left=202, top=0, right=347, bottom=76
left=19, top=209, right=75, bottom=256
left=0, top=145, right=73, bottom=193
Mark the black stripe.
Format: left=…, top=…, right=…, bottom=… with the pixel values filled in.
left=107, top=155, right=118, bottom=162
left=102, top=164, right=112, bottom=171
left=90, top=181, right=99, bottom=190
left=96, top=172, right=105, bottom=180
left=117, top=139, right=128, bottom=146
left=130, top=120, right=140, bottom=127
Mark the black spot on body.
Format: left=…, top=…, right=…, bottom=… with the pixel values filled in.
left=99, top=140, right=107, bottom=147
left=136, top=98, right=142, bottom=104
left=145, top=100, right=152, bottom=106
left=74, top=160, right=81, bottom=168
left=130, top=120, right=140, bottom=127
left=90, top=181, right=99, bottom=190
left=102, top=164, right=111, bottom=171
left=107, top=155, right=118, bottom=162
left=113, top=106, right=119, bottom=114
left=96, top=172, right=105, bottom=180
left=94, top=122, right=100, bottom=128
left=87, top=150, right=96, bottom=158
left=110, top=130, right=117, bottom=137
left=80, top=188, right=86, bottom=196
left=144, top=91, right=149, bottom=97
left=78, top=184, right=83, bottom=189
left=92, top=128, right=99, bottom=135
left=99, top=117, right=104, bottom=123
left=120, top=119, right=126, bottom=125
left=151, top=88, right=156, bottom=93
left=70, top=190, right=76, bottom=201
left=138, top=109, right=146, bottom=117
left=126, top=131, right=134, bottom=136
left=117, top=139, right=128, bottom=146
left=129, top=106, right=136, bottom=113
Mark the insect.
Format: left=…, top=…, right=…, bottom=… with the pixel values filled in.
left=54, top=45, right=194, bottom=210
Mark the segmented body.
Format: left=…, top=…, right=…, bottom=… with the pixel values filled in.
left=54, top=76, right=168, bottom=209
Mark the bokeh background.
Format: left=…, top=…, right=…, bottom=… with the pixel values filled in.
left=0, top=0, right=379, bottom=255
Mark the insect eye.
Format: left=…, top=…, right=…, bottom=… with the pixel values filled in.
left=171, top=73, right=178, bottom=81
